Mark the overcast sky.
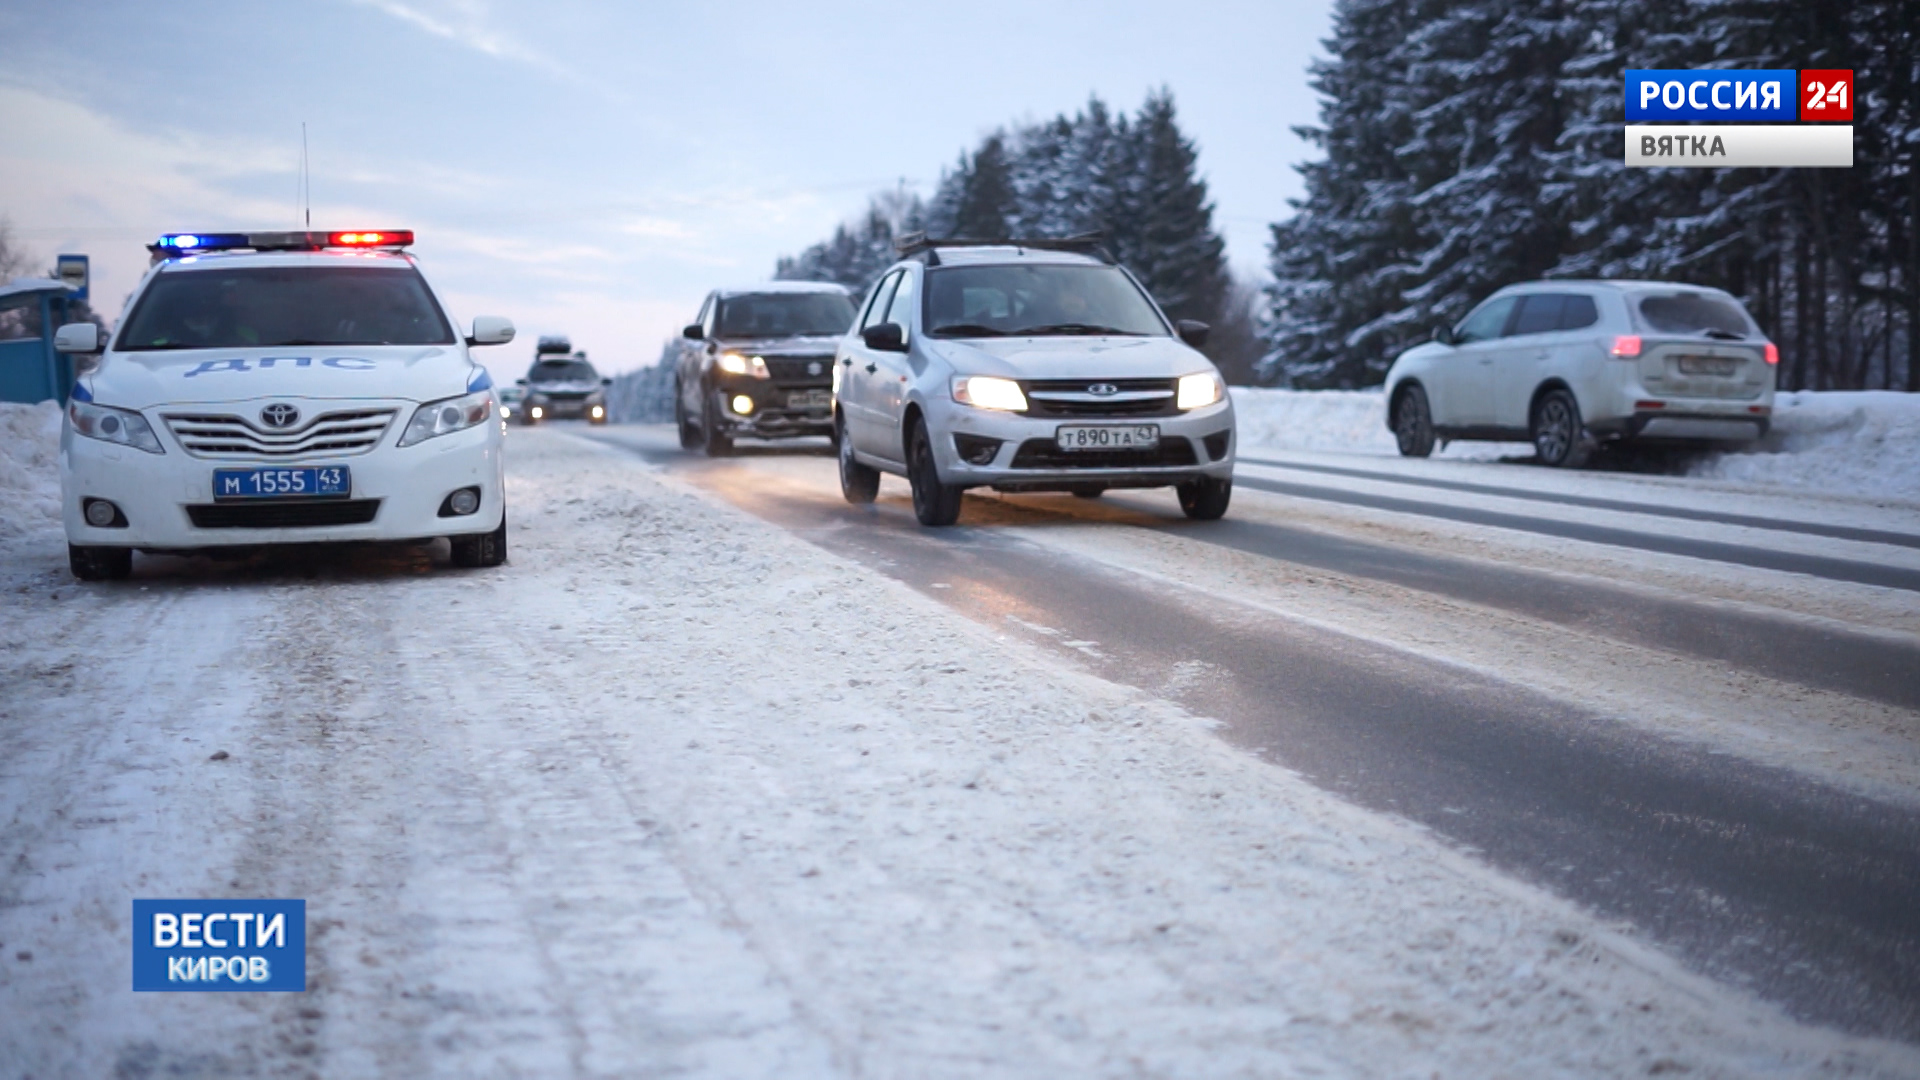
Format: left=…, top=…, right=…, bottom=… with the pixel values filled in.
left=0, top=0, right=1335, bottom=373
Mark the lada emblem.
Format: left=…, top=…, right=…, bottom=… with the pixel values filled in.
left=1086, top=383, right=1119, bottom=396
left=260, top=403, right=300, bottom=428
left=808, top=361, right=824, bottom=377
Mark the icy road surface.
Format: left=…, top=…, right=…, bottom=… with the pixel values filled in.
left=2, top=424, right=1917, bottom=1077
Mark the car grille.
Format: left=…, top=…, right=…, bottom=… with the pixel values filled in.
left=1023, top=378, right=1178, bottom=418
left=163, top=408, right=397, bottom=459
left=1010, top=437, right=1199, bottom=470
left=763, top=355, right=834, bottom=384
left=186, top=499, right=382, bottom=529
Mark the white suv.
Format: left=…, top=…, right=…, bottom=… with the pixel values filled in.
left=57, top=229, right=516, bottom=580
left=833, top=236, right=1235, bottom=526
left=1382, top=281, right=1777, bottom=466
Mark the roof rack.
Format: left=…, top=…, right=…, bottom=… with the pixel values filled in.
left=892, top=232, right=1113, bottom=267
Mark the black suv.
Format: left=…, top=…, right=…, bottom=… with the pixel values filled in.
left=673, top=284, right=855, bottom=455
left=517, top=336, right=610, bottom=425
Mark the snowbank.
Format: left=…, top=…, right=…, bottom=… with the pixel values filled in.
left=1696, top=390, right=1920, bottom=503
left=0, top=400, right=62, bottom=540
left=1231, top=387, right=1920, bottom=501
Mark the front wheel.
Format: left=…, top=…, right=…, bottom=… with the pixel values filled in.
left=1393, top=385, right=1436, bottom=458
left=450, top=511, right=508, bottom=568
left=69, top=544, right=132, bottom=581
left=701, top=388, right=733, bottom=457
left=1531, top=389, right=1591, bottom=469
left=837, top=413, right=880, bottom=504
left=1176, top=476, right=1232, bottom=520
left=907, top=420, right=963, bottom=527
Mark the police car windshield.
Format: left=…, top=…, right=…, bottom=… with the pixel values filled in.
left=117, top=266, right=455, bottom=351
left=715, top=292, right=854, bottom=338
left=925, top=265, right=1168, bottom=338
left=528, top=359, right=598, bottom=382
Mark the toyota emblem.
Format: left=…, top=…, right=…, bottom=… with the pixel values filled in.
left=1086, top=383, right=1119, bottom=396
left=260, top=403, right=300, bottom=428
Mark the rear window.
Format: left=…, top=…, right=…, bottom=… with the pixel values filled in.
left=117, top=266, right=454, bottom=351
left=1637, top=292, right=1753, bottom=337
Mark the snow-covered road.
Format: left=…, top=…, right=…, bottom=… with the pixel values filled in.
left=3, top=421, right=1918, bottom=1077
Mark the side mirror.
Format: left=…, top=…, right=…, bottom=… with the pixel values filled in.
left=862, top=322, right=908, bottom=353
left=516, top=378, right=529, bottom=386
left=682, top=324, right=705, bottom=340
left=601, top=377, right=612, bottom=386
left=1433, top=323, right=1457, bottom=346
left=54, top=323, right=101, bottom=354
left=469, top=316, right=515, bottom=347
left=1175, top=320, right=1210, bottom=348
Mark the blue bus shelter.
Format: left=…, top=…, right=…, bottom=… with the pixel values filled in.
left=0, top=278, right=79, bottom=405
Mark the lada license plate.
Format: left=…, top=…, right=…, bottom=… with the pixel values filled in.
left=1056, top=424, right=1159, bottom=451
left=787, top=389, right=832, bottom=410
left=213, top=466, right=351, bottom=500
left=1677, top=355, right=1736, bottom=376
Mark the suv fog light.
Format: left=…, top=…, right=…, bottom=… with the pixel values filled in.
left=590, top=405, right=605, bottom=419
left=83, top=498, right=127, bottom=528
left=731, top=395, right=755, bottom=415
left=530, top=406, right=544, bottom=419
left=440, top=486, right=482, bottom=517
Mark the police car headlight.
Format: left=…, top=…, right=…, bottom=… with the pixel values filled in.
left=69, top=401, right=164, bottom=454
left=1176, top=372, right=1224, bottom=410
left=399, top=390, right=494, bottom=447
left=717, top=353, right=770, bottom=379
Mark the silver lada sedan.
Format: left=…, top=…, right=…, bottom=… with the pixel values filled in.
left=834, top=236, right=1234, bottom=526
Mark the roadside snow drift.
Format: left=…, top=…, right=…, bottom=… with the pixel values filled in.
left=0, top=400, right=61, bottom=540
left=1231, top=387, right=1920, bottom=502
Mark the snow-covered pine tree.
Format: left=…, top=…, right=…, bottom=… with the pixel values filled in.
left=1111, top=89, right=1230, bottom=326
left=952, top=134, right=1019, bottom=239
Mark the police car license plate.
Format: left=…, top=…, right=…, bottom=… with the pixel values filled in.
left=1056, top=424, right=1159, bottom=451
left=787, top=389, right=832, bottom=410
left=213, top=466, right=351, bottom=500
left=1677, top=355, right=1737, bottom=376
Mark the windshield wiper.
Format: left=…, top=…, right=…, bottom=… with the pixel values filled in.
left=1700, top=328, right=1747, bottom=341
left=930, top=323, right=1009, bottom=338
left=1009, top=323, right=1141, bottom=337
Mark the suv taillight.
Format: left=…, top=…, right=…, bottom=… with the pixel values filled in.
left=1764, top=342, right=1779, bottom=365
left=1610, top=335, right=1642, bottom=359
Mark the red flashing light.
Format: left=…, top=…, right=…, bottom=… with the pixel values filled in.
left=1610, top=335, right=1642, bottom=358
left=329, top=230, right=413, bottom=248
left=1764, top=342, right=1779, bottom=365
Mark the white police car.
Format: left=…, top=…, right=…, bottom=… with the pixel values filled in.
left=56, top=229, right=516, bottom=580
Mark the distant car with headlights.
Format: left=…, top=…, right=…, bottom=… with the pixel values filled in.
left=834, top=235, right=1233, bottom=526
left=1383, top=281, right=1778, bottom=467
left=516, top=339, right=609, bottom=424
left=55, top=228, right=514, bottom=580
left=674, top=282, right=855, bottom=455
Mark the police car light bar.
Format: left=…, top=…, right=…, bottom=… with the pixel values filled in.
left=149, top=230, right=415, bottom=257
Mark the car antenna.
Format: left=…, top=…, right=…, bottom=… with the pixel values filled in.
left=301, top=122, right=311, bottom=228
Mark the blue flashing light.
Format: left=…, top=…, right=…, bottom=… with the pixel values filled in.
left=154, top=233, right=249, bottom=253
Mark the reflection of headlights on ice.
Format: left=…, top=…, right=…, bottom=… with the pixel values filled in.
left=718, top=353, right=770, bottom=378
left=1176, top=372, right=1224, bottom=410
left=951, top=376, right=1027, bottom=412
left=69, top=401, right=165, bottom=454
left=399, top=390, right=494, bottom=446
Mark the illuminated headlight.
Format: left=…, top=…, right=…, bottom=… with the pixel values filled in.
left=951, top=375, right=1027, bottom=412
left=717, top=353, right=770, bottom=379
left=1176, top=372, right=1224, bottom=410
left=399, top=389, right=494, bottom=447
left=69, top=400, right=164, bottom=454
left=590, top=405, right=605, bottom=419
left=530, top=406, right=544, bottom=419
left=731, top=395, right=755, bottom=415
